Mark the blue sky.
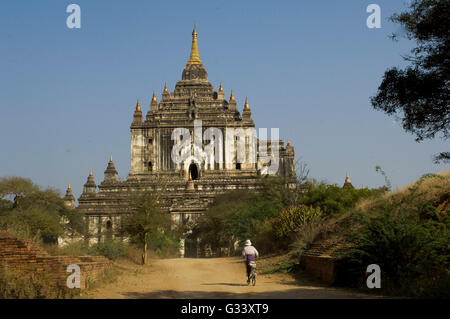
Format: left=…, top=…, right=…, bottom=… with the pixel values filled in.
left=0, top=0, right=448, bottom=198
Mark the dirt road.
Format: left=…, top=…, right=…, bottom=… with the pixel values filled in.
left=88, top=257, right=374, bottom=299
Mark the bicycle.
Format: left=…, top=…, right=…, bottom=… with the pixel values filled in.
left=248, top=261, right=257, bottom=286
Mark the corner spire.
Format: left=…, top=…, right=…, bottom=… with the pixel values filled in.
left=244, top=97, right=250, bottom=110
left=219, top=82, right=223, bottom=93
left=136, top=99, right=141, bottom=111
left=64, top=183, right=75, bottom=208
left=163, top=83, right=168, bottom=93
left=187, top=25, right=202, bottom=65
left=152, top=91, right=157, bottom=103
left=230, top=90, right=235, bottom=102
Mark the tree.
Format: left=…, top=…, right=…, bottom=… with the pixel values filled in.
left=0, top=177, right=83, bottom=243
left=191, top=188, right=283, bottom=255
left=120, top=178, right=173, bottom=265
left=370, top=0, right=449, bottom=163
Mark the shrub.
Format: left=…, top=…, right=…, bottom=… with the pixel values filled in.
left=91, top=240, right=125, bottom=261
left=273, top=205, right=322, bottom=240
left=299, top=182, right=386, bottom=216
left=335, top=210, right=450, bottom=298
left=148, top=231, right=181, bottom=258
left=272, top=205, right=324, bottom=257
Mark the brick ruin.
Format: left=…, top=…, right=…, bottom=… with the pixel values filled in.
left=0, top=230, right=111, bottom=292
left=300, top=240, right=341, bottom=284
left=64, top=27, right=297, bottom=257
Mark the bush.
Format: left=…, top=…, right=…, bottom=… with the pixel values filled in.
left=148, top=231, right=181, bottom=258
left=299, top=182, right=386, bottom=216
left=335, top=210, right=450, bottom=298
left=91, top=240, right=125, bottom=261
left=273, top=205, right=322, bottom=240
left=272, top=205, right=324, bottom=258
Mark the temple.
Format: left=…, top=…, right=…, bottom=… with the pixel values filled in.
left=343, top=172, right=353, bottom=188
left=67, top=27, right=297, bottom=257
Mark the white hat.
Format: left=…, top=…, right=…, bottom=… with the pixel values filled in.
left=245, top=239, right=252, bottom=246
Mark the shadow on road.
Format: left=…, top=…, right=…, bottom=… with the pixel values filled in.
left=120, top=288, right=376, bottom=299
left=201, top=283, right=248, bottom=287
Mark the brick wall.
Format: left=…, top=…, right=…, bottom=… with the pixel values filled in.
left=0, top=230, right=112, bottom=290
left=300, top=240, right=340, bottom=284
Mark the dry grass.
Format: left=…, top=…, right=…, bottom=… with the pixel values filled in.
left=356, top=170, right=449, bottom=213
left=306, top=171, right=449, bottom=252
left=120, top=245, right=143, bottom=265
left=43, top=240, right=89, bottom=257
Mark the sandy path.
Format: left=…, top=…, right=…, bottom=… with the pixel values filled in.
left=87, top=257, right=374, bottom=299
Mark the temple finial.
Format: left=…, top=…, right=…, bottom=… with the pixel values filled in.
left=187, top=25, right=202, bottom=65
left=219, top=82, right=223, bottom=93
left=89, top=169, right=93, bottom=177
left=68, top=183, right=71, bottom=190
left=163, top=83, right=168, bottom=93
left=110, top=155, right=113, bottom=163
left=287, top=140, right=291, bottom=146
left=230, top=90, right=235, bottom=101
left=136, top=99, right=141, bottom=111
left=244, top=97, right=250, bottom=110
left=152, top=91, right=157, bottom=102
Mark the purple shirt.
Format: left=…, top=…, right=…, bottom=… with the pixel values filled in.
left=242, top=245, right=259, bottom=263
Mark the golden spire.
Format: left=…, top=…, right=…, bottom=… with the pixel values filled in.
left=89, top=169, right=93, bottom=177
left=287, top=140, right=291, bottom=146
left=136, top=99, right=141, bottom=111
left=244, top=97, right=250, bottom=110
left=110, top=155, right=113, bottom=163
left=230, top=90, right=235, bottom=102
left=219, top=82, right=223, bottom=93
left=362, top=184, right=365, bottom=190
left=68, top=183, right=71, bottom=190
left=187, top=25, right=202, bottom=65
left=152, top=91, right=157, bottom=103
left=163, top=83, right=168, bottom=93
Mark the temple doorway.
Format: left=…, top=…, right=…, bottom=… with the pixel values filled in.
left=189, top=163, right=199, bottom=180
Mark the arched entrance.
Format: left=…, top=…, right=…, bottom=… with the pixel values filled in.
left=189, top=163, right=199, bottom=180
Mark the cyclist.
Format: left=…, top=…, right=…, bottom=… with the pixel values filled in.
left=242, top=239, right=259, bottom=284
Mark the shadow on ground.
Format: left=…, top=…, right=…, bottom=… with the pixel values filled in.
left=201, top=283, right=247, bottom=287
left=120, top=287, right=376, bottom=299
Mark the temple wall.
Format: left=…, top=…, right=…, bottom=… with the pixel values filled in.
left=130, top=128, right=145, bottom=175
